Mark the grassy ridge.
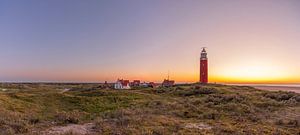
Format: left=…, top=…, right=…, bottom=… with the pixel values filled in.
left=0, top=83, right=299, bottom=134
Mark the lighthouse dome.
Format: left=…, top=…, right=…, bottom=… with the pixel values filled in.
left=201, top=48, right=207, bottom=59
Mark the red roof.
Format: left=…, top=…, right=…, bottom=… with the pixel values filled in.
left=133, top=80, right=140, bottom=83
left=122, top=80, right=130, bottom=86
left=117, top=79, right=130, bottom=86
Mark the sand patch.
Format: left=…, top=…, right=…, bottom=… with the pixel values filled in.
left=44, top=123, right=95, bottom=135
left=1, top=89, right=7, bottom=91
left=60, top=88, right=70, bottom=93
left=185, top=123, right=212, bottom=130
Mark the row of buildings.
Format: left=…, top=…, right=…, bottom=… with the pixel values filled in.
left=114, top=79, right=175, bottom=89
left=114, top=48, right=208, bottom=89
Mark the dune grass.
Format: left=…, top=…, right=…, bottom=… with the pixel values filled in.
left=0, top=83, right=299, bottom=134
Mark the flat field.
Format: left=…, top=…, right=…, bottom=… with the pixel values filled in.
left=0, top=83, right=299, bottom=135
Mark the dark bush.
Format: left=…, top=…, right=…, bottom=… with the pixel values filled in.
left=248, top=115, right=261, bottom=122
left=198, top=87, right=218, bottom=94
left=292, top=95, right=300, bottom=102
left=0, top=113, right=29, bottom=134
left=205, top=94, right=245, bottom=105
left=264, top=92, right=297, bottom=101
left=29, top=117, right=40, bottom=124
left=0, top=121, right=29, bottom=134
left=54, top=111, right=80, bottom=124
left=175, top=87, right=217, bottom=96
left=212, top=126, right=236, bottom=135
left=0, top=127, right=14, bottom=135
left=275, top=119, right=299, bottom=127
left=275, top=119, right=284, bottom=125
left=253, top=100, right=282, bottom=110
left=151, top=128, right=164, bottom=135
left=287, top=119, right=299, bottom=127
left=178, top=110, right=199, bottom=118
left=201, top=110, right=220, bottom=120
left=154, top=87, right=174, bottom=94
left=9, top=122, right=29, bottom=134
left=175, top=87, right=184, bottom=90
left=155, top=89, right=166, bottom=94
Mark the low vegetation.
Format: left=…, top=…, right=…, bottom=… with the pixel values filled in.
left=0, top=83, right=299, bottom=134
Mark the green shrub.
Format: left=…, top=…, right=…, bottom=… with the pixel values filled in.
left=174, top=87, right=217, bottom=97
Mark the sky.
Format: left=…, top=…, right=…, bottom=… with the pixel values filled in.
left=0, top=0, right=300, bottom=83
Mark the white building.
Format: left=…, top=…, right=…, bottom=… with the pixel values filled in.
left=114, top=79, right=131, bottom=89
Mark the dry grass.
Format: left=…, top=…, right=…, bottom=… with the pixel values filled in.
left=0, top=83, right=299, bottom=134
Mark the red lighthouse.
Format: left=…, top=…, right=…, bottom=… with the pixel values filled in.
left=200, top=48, right=208, bottom=83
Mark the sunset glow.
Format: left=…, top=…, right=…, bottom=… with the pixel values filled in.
left=0, top=0, right=299, bottom=84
